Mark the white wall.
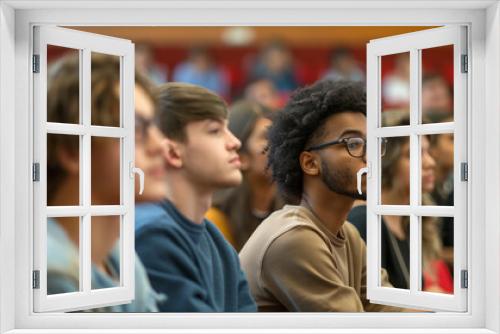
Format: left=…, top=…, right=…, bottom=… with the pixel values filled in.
left=485, top=2, right=500, bottom=332
left=0, top=2, right=16, bottom=333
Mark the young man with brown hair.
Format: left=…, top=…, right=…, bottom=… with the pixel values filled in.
left=135, top=83, right=257, bottom=312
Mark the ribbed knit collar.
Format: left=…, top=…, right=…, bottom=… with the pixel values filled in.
left=161, top=199, right=207, bottom=243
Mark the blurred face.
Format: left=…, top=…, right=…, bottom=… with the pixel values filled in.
left=180, top=118, right=242, bottom=190
left=311, top=112, right=367, bottom=199
left=246, top=80, right=282, bottom=110
left=240, top=117, right=272, bottom=179
left=421, top=136, right=436, bottom=193
left=92, top=85, right=167, bottom=204
left=389, top=136, right=436, bottom=195
left=422, top=78, right=452, bottom=114
left=134, top=85, right=168, bottom=202
left=430, top=133, right=454, bottom=176
left=265, top=48, right=290, bottom=74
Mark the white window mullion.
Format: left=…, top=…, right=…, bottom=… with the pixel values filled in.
left=121, top=47, right=135, bottom=295
left=81, top=47, right=92, bottom=295
left=453, top=25, right=469, bottom=306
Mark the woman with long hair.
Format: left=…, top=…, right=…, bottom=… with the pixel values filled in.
left=206, top=100, right=284, bottom=251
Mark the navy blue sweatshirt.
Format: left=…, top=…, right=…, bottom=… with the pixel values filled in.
left=135, top=200, right=257, bottom=312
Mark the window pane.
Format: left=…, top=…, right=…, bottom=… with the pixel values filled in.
left=381, top=52, right=410, bottom=127
left=421, top=45, right=454, bottom=124
left=91, top=137, right=121, bottom=205
left=424, top=134, right=454, bottom=206
left=380, top=215, right=410, bottom=290
left=91, top=52, right=121, bottom=127
left=47, top=217, right=80, bottom=295
left=91, top=216, right=121, bottom=290
left=47, top=134, right=81, bottom=206
left=47, top=45, right=81, bottom=124
left=421, top=216, right=454, bottom=295
left=381, top=136, right=410, bottom=205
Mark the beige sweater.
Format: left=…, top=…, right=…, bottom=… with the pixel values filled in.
left=239, top=205, right=401, bottom=312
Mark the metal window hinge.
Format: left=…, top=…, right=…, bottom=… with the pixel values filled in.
left=461, top=54, right=468, bottom=73
left=32, top=270, right=40, bottom=289
left=32, top=55, right=40, bottom=73
left=461, top=270, right=468, bottom=289
left=32, top=163, right=40, bottom=182
left=461, top=162, right=468, bottom=181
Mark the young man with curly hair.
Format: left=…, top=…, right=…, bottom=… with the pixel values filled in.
left=240, top=80, right=403, bottom=312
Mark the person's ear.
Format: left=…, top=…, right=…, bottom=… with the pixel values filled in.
left=161, top=138, right=183, bottom=168
left=299, top=151, right=320, bottom=176
left=57, top=147, right=79, bottom=176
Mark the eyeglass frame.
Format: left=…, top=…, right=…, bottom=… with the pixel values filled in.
left=305, top=136, right=387, bottom=158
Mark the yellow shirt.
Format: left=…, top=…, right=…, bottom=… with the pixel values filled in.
left=205, top=207, right=237, bottom=249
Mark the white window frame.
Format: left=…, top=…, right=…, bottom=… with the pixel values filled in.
left=365, top=25, right=468, bottom=312
left=0, top=1, right=499, bottom=333
left=32, top=26, right=136, bottom=312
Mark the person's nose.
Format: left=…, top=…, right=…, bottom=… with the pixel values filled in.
left=422, top=150, right=436, bottom=170
left=226, top=129, right=241, bottom=151
left=146, top=126, right=165, bottom=155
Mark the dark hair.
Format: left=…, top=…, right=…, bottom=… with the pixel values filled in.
left=266, top=80, right=366, bottom=201
left=330, top=47, right=354, bottom=63
left=47, top=53, right=154, bottom=203
left=212, top=100, right=281, bottom=249
left=156, top=82, right=228, bottom=142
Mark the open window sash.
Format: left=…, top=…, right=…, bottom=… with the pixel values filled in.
left=33, top=26, right=136, bottom=312
left=365, top=26, right=468, bottom=312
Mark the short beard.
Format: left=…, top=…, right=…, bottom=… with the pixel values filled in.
left=320, top=158, right=366, bottom=200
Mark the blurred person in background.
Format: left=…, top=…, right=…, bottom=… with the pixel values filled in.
left=322, top=47, right=365, bottom=83
left=249, top=40, right=298, bottom=94
left=173, top=46, right=229, bottom=99
left=348, top=115, right=453, bottom=294
left=382, top=53, right=410, bottom=109
left=243, top=77, right=283, bottom=111
left=135, top=43, right=168, bottom=85
left=206, top=100, right=285, bottom=251
left=46, top=53, right=166, bottom=311
left=428, top=113, right=455, bottom=271
left=421, top=73, right=453, bottom=120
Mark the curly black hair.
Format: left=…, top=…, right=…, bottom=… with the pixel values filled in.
left=266, top=80, right=366, bottom=202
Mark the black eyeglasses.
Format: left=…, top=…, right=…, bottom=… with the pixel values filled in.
left=306, top=137, right=387, bottom=158
left=135, top=114, right=156, bottom=142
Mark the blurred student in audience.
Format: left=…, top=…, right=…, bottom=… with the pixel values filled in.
left=244, top=77, right=283, bottom=111
left=240, top=80, right=403, bottom=312
left=322, top=47, right=365, bottom=83
left=206, top=100, right=285, bottom=250
left=173, top=46, right=229, bottom=99
left=135, top=83, right=257, bottom=312
left=46, top=53, right=166, bottom=311
left=135, top=43, right=168, bottom=85
left=348, top=115, right=453, bottom=294
left=428, top=114, right=455, bottom=271
left=249, top=41, right=298, bottom=93
left=382, top=53, right=410, bottom=109
left=421, top=74, right=453, bottom=120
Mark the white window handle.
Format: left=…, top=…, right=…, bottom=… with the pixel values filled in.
left=130, top=162, right=145, bottom=195
left=356, top=164, right=371, bottom=195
